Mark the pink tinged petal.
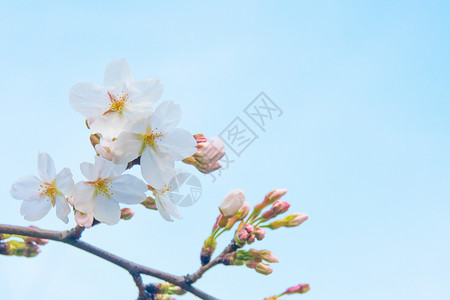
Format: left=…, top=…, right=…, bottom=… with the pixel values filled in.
left=93, top=194, right=121, bottom=225
left=71, top=182, right=96, bottom=213
left=37, top=152, right=56, bottom=183
left=69, top=82, right=110, bottom=118
left=150, top=101, right=181, bottom=132
left=155, top=193, right=181, bottom=222
left=103, top=58, right=134, bottom=90
left=112, top=131, right=144, bottom=164
left=54, top=168, right=74, bottom=194
left=80, top=162, right=97, bottom=181
left=54, top=194, right=70, bottom=224
left=20, top=199, right=52, bottom=221
left=159, top=128, right=197, bottom=160
left=75, top=211, right=94, bottom=228
left=140, top=149, right=175, bottom=190
left=110, top=174, right=147, bottom=205
left=10, top=175, right=43, bottom=201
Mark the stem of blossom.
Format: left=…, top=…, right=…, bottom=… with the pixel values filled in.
left=187, top=241, right=239, bottom=283
left=0, top=224, right=217, bottom=300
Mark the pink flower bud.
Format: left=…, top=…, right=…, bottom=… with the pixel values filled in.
left=268, top=213, right=309, bottom=229
left=219, top=189, right=245, bottom=217
left=194, top=136, right=225, bottom=164
left=243, top=223, right=255, bottom=234
left=141, top=196, right=157, bottom=210
left=238, top=230, right=249, bottom=240
left=255, top=262, right=273, bottom=275
left=263, top=189, right=287, bottom=206
left=286, top=213, right=309, bottom=227
left=74, top=210, right=94, bottom=228
left=260, top=250, right=279, bottom=263
left=195, top=161, right=222, bottom=174
left=247, top=234, right=256, bottom=244
left=245, top=260, right=259, bottom=269
left=120, top=208, right=134, bottom=220
left=254, top=227, right=266, bottom=240
left=225, top=202, right=251, bottom=230
left=283, top=283, right=310, bottom=295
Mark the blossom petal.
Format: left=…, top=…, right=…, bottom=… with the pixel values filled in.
left=104, top=58, right=133, bottom=91
left=111, top=174, right=147, bottom=205
left=54, top=168, right=74, bottom=194
left=159, top=128, right=197, bottom=160
left=70, top=82, right=109, bottom=119
left=71, top=182, right=96, bottom=213
left=155, top=193, right=181, bottom=222
left=113, top=131, right=144, bottom=164
left=125, top=79, right=163, bottom=118
left=55, top=194, right=70, bottom=224
left=93, top=194, right=121, bottom=225
left=10, top=175, right=42, bottom=201
left=150, top=101, right=181, bottom=132
left=20, top=199, right=52, bottom=221
left=80, top=162, right=96, bottom=181
left=140, top=149, right=175, bottom=189
left=37, top=152, right=56, bottom=183
left=89, top=112, right=128, bottom=140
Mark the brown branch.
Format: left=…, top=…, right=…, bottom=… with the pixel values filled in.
left=0, top=224, right=218, bottom=300
left=187, top=241, right=238, bottom=284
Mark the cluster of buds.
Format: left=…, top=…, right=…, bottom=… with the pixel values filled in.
left=182, top=134, right=226, bottom=174
left=223, top=249, right=278, bottom=276
left=0, top=228, right=48, bottom=258
left=234, top=224, right=266, bottom=247
left=145, top=282, right=186, bottom=299
left=264, top=283, right=310, bottom=299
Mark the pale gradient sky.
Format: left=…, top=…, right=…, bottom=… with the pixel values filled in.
left=1, top=1, right=449, bottom=300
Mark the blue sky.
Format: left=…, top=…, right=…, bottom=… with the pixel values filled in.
left=1, top=1, right=449, bottom=299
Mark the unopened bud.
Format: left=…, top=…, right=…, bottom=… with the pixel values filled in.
left=90, top=134, right=100, bottom=148
left=219, top=189, right=245, bottom=217
left=141, top=196, right=157, bottom=210
left=264, top=297, right=278, bottom=300
left=200, top=236, right=217, bottom=266
left=226, top=202, right=250, bottom=230
left=255, top=262, right=273, bottom=275
left=193, top=134, right=208, bottom=144
left=260, top=250, right=279, bottom=263
left=282, top=283, right=310, bottom=295
left=195, top=161, right=222, bottom=174
left=194, top=136, right=225, bottom=164
left=245, top=260, right=259, bottom=269
left=254, top=227, right=266, bottom=240
left=251, top=189, right=288, bottom=220
left=267, top=213, right=309, bottom=229
left=120, top=208, right=134, bottom=220
left=261, top=201, right=291, bottom=220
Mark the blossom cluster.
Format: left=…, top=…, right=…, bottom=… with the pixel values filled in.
left=200, top=188, right=309, bottom=277
left=9, top=59, right=225, bottom=226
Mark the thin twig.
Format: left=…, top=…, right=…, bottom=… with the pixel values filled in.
left=187, top=241, right=238, bottom=283
left=0, top=224, right=217, bottom=300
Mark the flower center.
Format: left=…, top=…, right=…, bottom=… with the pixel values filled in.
left=38, top=183, right=57, bottom=207
left=90, top=178, right=113, bottom=199
left=107, top=91, right=131, bottom=114
left=141, top=127, right=164, bottom=153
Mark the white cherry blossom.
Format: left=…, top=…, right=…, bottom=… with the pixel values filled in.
left=10, top=152, right=74, bottom=223
left=69, top=58, right=163, bottom=139
left=220, top=189, right=245, bottom=217
left=70, top=156, right=147, bottom=225
left=113, top=101, right=197, bottom=188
